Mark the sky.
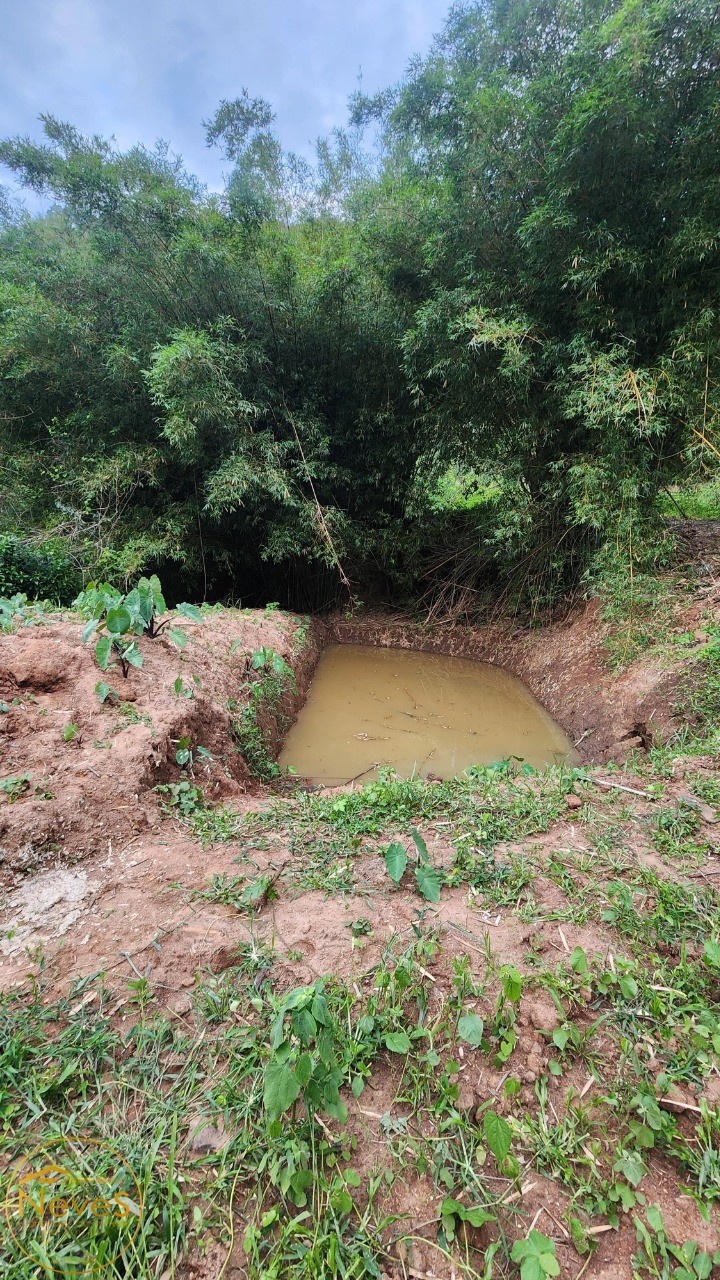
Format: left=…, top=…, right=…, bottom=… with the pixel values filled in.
left=0, top=0, right=451, bottom=200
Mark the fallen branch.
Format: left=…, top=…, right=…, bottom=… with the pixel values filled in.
left=659, top=1095, right=703, bottom=1115
left=588, top=777, right=653, bottom=800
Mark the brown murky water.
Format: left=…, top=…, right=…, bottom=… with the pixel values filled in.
left=279, top=643, right=579, bottom=784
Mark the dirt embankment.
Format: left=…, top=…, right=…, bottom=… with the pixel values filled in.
left=0, top=609, right=321, bottom=886
left=1, top=581, right=715, bottom=888
left=326, top=594, right=713, bottom=763
left=1, top=590, right=719, bottom=1278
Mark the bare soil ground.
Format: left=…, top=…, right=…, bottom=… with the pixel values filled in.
left=0, top=608, right=320, bottom=886
left=1, top=581, right=719, bottom=1279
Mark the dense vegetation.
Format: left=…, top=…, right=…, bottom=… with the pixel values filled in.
left=0, top=0, right=718, bottom=612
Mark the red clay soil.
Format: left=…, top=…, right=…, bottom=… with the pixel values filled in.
left=3, top=799, right=717, bottom=1278
left=0, top=609, right=320, bottom=887
left=1, top=590, right=719, bottom=1278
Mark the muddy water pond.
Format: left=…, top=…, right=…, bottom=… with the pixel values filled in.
left=279, top=643, right=579, bottom=784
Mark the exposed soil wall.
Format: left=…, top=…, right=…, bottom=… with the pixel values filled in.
left=0, top=610, right=322, bottom=885
left=0, top=584, right=712, bottom=886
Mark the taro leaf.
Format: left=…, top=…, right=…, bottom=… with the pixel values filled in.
left=295, top=1052, right=313, bottom=1087
left=124, top=588, right=147, bottom=625
left=384, top=842, right=407, bottom=884
left=409, top=827, right=428, bottom=860
left=82, top=617, right=99, bottom=643
left=457, top=1012, right=484, bottom=1047
left=384, top=1031, right=411, bottom=1054
left=95, top=635, right=113, bottom=670
left=483, top=1109, right=512, bottom=1162
left=177, top=602, right=203, bottom=623
left=415, top=861, right=441, bottom=903
left=122, top=642, right=143, bottom=669
left=703, top=939, right=720, bottom=968
left=263, top=1060, right=301, bottom=1119
left=106, top=605, right=132, bottom=636
left=95, top=681, right=110, bottom=703
left=168, top=627, right=187, bottom=649
left=148, top=575, right=166, bottom=614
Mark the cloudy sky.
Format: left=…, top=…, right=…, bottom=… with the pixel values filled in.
left=1, top=0, right=451, bottom=197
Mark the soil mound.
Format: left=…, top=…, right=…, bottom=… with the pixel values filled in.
left=0, top=609, right=317, bottom=884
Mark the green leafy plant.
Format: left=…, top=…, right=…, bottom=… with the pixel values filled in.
left=232, top=647, right=297, bottom=779
left=483, top=1109, right=512, bottom=1163
left=250, top=645, right=294, bottom=680
left=346, top=917, right=373, bottom=938
left=155, top=780, right=205, bottom=816
left=457, top=1011, right=485, bottom=1047
left=440, top=1196, right=494, bottom=1243
left=94, top=680, right=118, bottom=704
left=383, top=827, right=441, bottom=902
left=172, top=737, right=213, bottom=774
left=191, top=870, right=279, bottom=913
left=77, top=576, right=202, bottom=677
left=264, top=980, right=348, bottom=1123
left=632, top=1206, right=720, bottom=1279
left=491, top=965, right=523, bottom=1066
left=0, top=774, right=31, bottom=802
left=62, top=721, right=79, bottom=743
left=511, top=1230, right=559, bottom=1280
left=173, top=674, right=199, bottom=699
left=0, top=593, right=51, bottom=632
left=0, top=535, right=79, bottom=603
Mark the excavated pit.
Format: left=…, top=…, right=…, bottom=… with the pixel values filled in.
left=278, top=642, right=579, bottom=784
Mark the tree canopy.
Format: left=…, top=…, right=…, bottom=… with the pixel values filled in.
left=1, top=0, right=718, bottom=612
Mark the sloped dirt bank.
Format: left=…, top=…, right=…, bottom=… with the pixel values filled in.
left=1, top=590, right=719, bottom=1279
left=0, top=608, right=321, bottom=886
left=326, top=594, right=709, bottom=764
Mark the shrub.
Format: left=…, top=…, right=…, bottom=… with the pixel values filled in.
left=0, top=535, right=80, bottom=604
